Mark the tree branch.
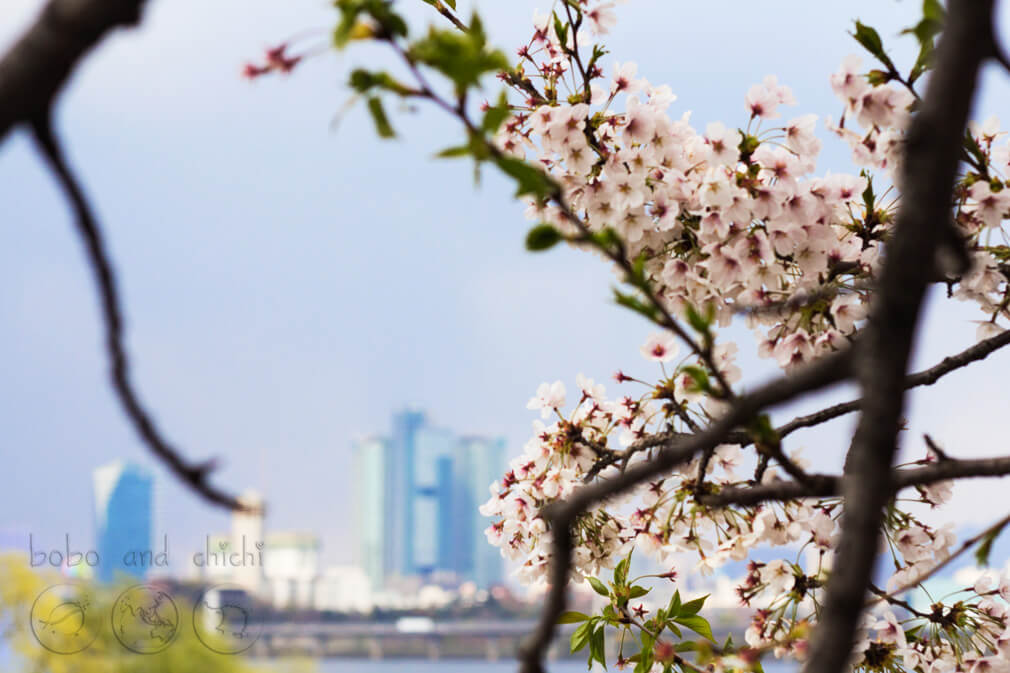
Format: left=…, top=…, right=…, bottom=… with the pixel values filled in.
left=772, top=328, right=1010, bottom=442
left=29, top=114, right=253, bottom=513
left=803, top=3, right=994, bottom=671
left=518, top=346, right=853, bottom=673
left=0, top=0, right=149, bottom=143
left=702, top=453, right=1010, bottom=507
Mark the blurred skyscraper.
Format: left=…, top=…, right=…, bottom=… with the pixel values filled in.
left=454, top=436, right=505, bottom=589
left=352, top=410, right=505, bottom=590
left=92, top=461, right=153, bottom=583
left=353, top=435, right=389, bottom=589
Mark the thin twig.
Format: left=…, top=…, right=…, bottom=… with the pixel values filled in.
left=867, top=512, right=1010, bottom=608
left=29, top=114, right=252, bottom=513
left=519, top=347, right=853, bottom=673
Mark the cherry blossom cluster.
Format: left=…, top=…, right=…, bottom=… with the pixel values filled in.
left=496, top=2, right=1010, bottom=366
left=473, top=3, right=1010, bottom=671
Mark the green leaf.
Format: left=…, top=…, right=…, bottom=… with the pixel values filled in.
left=558, top=611, right=590, bottom=624
left=525, top=224, right=563, bottom=251
left=494, top=155, right=558, bottom=199
left=349, top=69, right=412, bottom=96
left=851, top=20, right=896, bottom=72
left=628, top=585, right=651, bottom=599
left=673, top=614, right=715, bottom=642
left=552, top=13, right=569, bottom=49
left=408, top=18, right=508, bottom=96
left=592, top=227, right=621, bottom=253
left=435, top=145, right=472, bottom=158
left=976, top=520, right=1009, bottom=566
left=614, top=557, right=630, bottom=587
left=668, top=589, right=682, bottom=616
left=861, top=171, right=875, bottom=213
left=923, top=0, right=945, bottom=23
left=366, top=97, right=395, bottom=138
left=482, top=91, right=511, bottom=133
left=444, top=0, right=456, bottom=9
left=684, top=302, right=711, bottom=334
left=334, top=0, right=407, bottom=47
left=679, top=594, right=708, bottom=616
left=587, top=576, right=610, bottom=597
left=590, top=624, right=607, bottom=669
left=571, top=620, right=593, bottom=653
left=680, top=365, right=712, bottom=394
left=637, top=629, right=655, bottom=673
left=909, top=38, right=935, bottom=84
left=964, top=127, right=988, bottom=168
left=614, top=289, right=661, bottom=323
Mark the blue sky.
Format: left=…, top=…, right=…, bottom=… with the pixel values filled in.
left=2, top=0, right=1010, bottom=569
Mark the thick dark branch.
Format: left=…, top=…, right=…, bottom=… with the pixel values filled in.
left=0, top=0, right=149, bottom=143
left=518, top=347, right=853, bottom=673
left=701, top=476, right=837, bottom=507
left=894, top=455, right=1010, bottom=489
left=30, top=115, right=252, bottom=513
left=803, top=3, right=993, bottom=672
left=703, top=454, right=1010, bottom=507
left=603, top=329, right=1010, bottom=476
left=773, top=328, right=1010, bottom=441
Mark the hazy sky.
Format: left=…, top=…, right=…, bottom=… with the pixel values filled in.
left=2, top=0, right=1010, bottom=569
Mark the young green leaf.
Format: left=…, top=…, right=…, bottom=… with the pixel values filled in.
left=673, top=614, right=716, bottom=642
left=614, top=557, right=630, bottom=587
left=366, top=97, right=395, bottom=138
left=558, top=611, right=590, bottom=624
left=614, top=289, right=661, bottom=323
left=587, top=576, right=611, bottom=597
left=684, top=302, right=712, bottom=334
left=628, top=585, right=651, bottom=599
left=494, top=155, right=559, bottom=199
left=668, top=589, right=682, bottom=616
left=976, top=520, right=1009, bottom=566
left=525, top=224, right=563, bottom=251
left=679, top=594, right=708, bottom=616
left=851, top=20, right=896, bottom=72
left=435, top=144, right=472, bottom=158
left=590, top=624, right=607, bottom=669
left=571, top=620, right=593, bottom=653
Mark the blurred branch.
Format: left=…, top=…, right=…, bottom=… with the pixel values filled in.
left=803, top=2, right=994, bottom=671
left=518, top=347, right=853, bottom=673
left=0, top=0, right=251, bottom=512
left=29, top=113, right=252, bottom=513
left=702, top=453, right=1010, bottom=507
left=0, top=0, right=148, bottom=142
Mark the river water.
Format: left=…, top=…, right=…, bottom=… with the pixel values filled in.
left=261, top=659, right=795, bottom=673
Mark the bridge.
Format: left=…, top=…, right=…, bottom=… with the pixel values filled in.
left=252, top=619, right=571, bottom=660
left=250, top=616, right=744, bottom=660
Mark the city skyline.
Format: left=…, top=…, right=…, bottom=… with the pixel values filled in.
left=354, top=409, right=505, bottom=591
left=92, top=460, right=153, bottom=584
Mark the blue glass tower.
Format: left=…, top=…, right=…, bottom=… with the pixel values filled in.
left=353, top=411, right=506, bottom=589
left=93, top=461, right=153, bottom=583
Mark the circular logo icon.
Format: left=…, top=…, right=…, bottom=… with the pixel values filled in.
left=111, top=584, right=179, bottom=654
left=192, top=583, right=263, bottom=654
left=30, top=583, right=102, bottom=654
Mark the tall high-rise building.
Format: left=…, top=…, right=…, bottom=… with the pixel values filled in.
left=231, top=490, right=265, bottom=595
left=387, top=410, right=425, bottom=577
left=92, top=461, right=153, bottom=584
left=353, top=411, right=506, bottom=590
left=413, top=424, right=455, bottom=574
left=454, top=436, right=506, bottom=589
left=352, top=435, right=389, bottom=589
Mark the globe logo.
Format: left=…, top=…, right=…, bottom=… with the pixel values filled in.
left=30, top=583, right=102, bottom=654
left=111, top=584, right=179, bottom=654
left=192, top=583, right=263, bottom=655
